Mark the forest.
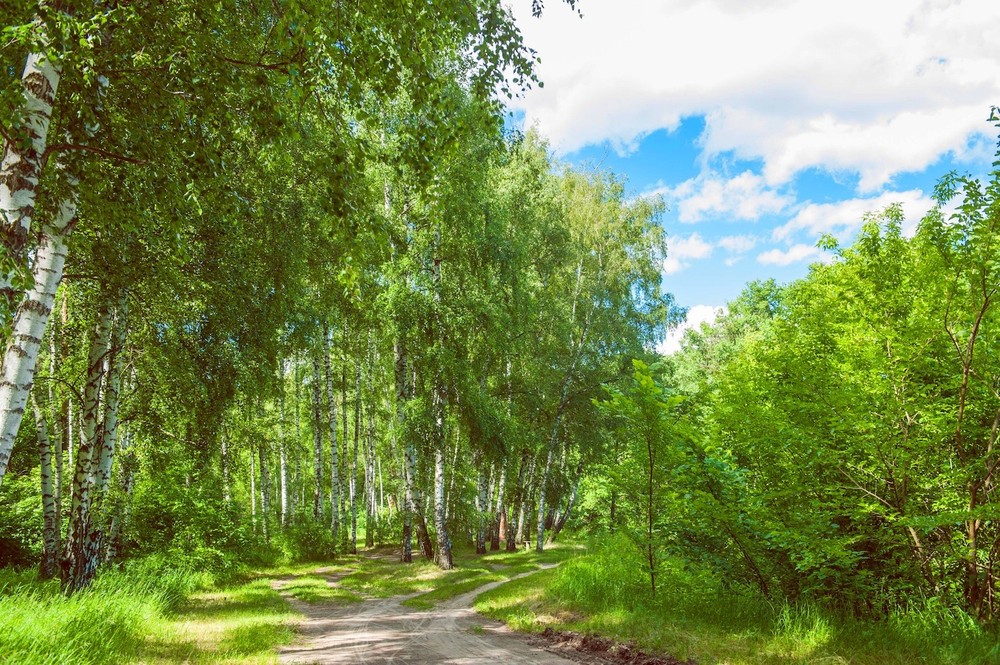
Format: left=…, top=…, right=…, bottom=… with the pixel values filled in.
left=2, top=1, right=1000, bottom=664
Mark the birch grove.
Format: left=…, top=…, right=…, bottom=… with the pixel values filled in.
left=0, top=0, right=671, bottom=592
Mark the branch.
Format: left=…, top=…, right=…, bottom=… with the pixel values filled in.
left=45, top=143, right=149, bottom=166
left=216, top=54, right=293, bottom=71
left=0, top=121, right=16, bottom=147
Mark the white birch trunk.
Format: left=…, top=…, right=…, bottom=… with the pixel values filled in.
left=279, top=364, right=288, bottom=527
left=431, top=224, right=452, bottom=569
left=311, top=354, right=323, bottom=519
left=259, top=442, right=270, bottom=540
left=1, top=48, right=62, bottom=307
left=475, top=464, right=489, bottom=554
left=491, top=465, right=506, bottom=551
left=48, top=296, right=63, bottom=539
left=62, top=301, right=112, bottom=592
left=105, top=429, right=135, bottom=561
left=0, top=189, right=76, bottom=486
left=221, top=437, right=231, bottom=503
left=350, top=363, right=360, bottom=553
left=324, top=327, right=339, bottom=538
left=93, top=295, right=126, bottom=499
left=32, top=395, right=59, bottom=578
left=250, top=450, right=257, bottom=525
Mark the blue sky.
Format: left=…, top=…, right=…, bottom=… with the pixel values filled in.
left=508, top=0, right=1000, bottom=350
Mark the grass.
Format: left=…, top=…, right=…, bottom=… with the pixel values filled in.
left=472, top=539, right=1000, bottom=665
left=0, top=560, right=299, bottom=664
left=279, top=575, right=363, bottom=604
left=141, top=579, right=298, bottom=664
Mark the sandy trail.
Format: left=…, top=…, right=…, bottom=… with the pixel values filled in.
left=274, top=565, right=583, bottom=664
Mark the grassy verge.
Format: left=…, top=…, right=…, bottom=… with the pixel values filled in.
left=0, top=561, right=299, bottom=664
left=473, top=540, right=1000, bottom=665
left=328, top=542, right=577, bottom=602
left=280, top=575, right=363, bottom=604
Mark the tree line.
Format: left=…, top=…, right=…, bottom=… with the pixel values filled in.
left=0, top=0, right=676, bottom=593
left=588, top=120, right=1000, bottom=623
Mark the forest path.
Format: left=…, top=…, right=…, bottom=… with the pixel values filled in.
left=273, top=562, right=587, bottom=664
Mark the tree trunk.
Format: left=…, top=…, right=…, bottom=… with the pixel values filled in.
left=431, top=223, right=452, bottom=570
left=395, top=338, right=413, bottom=562
left=433, top=432, right=452, bottom=569
left=475, top=463, right=489, bottom=554
left=93, top=295, right=126, bottom=500
left=550, top=483, right=579, bottom=542
left=106, top=429, right=135, bottom=561
left=365, top=375, right=376, bottom=549
left=48, top=295, right=64, bottom=546
left=0, top=189, right=76, bottom=487
left=279, top=366, right=289, bottom=527
left=311, top=354, right=323, bottom=519
left=350, top=363, right=360, bottom=554
left=536, top=441, right=558, bottom=552
left=1, top=47, right=62, bottom=312
left=32, top=395, right=59, bottom=579
left=491, top=465, right=506, bottom=551
left=507, top=454, right=527, bottom=551
left=259, top=440, right=270, bottom=541
left=324, top=326, right=340, bottom=539
left=61, top=301, right=112, bottom=593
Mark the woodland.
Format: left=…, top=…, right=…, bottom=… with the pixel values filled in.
left=2, top=1, right=1000, bottom=664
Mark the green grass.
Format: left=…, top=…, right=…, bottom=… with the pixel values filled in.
left=142, top=579, right=298, bottom=664
left=280, top=575, right=363, bottom=604
left=401, top=569, right=505, bottom=609
left=0, top=561, right=299, bottom=664
left=337, top=542, right=577, bottom=608
left=472, top=540, right=1000, bottom=665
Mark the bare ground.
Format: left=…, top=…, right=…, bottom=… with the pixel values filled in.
left=273, top=564, right=590, bottom=665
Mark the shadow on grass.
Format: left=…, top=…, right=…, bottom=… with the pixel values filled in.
left=139, top=579, right=298, bottom=664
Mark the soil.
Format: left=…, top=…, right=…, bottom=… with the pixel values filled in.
left=272, top=557, right=693, bottom=665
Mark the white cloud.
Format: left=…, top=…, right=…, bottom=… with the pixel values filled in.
left=659, top=304, right=727, bottom=355
left=757, top=243, right=828, bottom=266
left=773, top=190, right=935, bottom=242
left=717, top=234, right=758, bottom=254
left=513, top=0, right=1000, bottom=189
left=658, top=171, right=792, bottom=223
left=664, top=232, right=714, bottom=274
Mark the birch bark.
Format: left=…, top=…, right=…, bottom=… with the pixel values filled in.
left=1, top=47, right=62, bottom=310
left=311, top=354, right=323, bottom=519
left=0, top=187, right=77, bottom=486
left=431, top=225, right=452, bottom=569
left=62, top=301, right=112, bottom=593
left=32, top=395, right=59, bottom=579
left=324, top=327, right=340, bottom=537
left=491, top=465, right=506, bottom=550
left=350, top=363, right=360, bottom=553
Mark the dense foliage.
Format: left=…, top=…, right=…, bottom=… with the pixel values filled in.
left=0, top=0, right=674, bottom=600
left=585, top=124, right=1000, bottom=627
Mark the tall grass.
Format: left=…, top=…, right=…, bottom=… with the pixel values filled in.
left=0, top=561, right=210, bottom=665
left=476, top=536, right=1000, bottom=664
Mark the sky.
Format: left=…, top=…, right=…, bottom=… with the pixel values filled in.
left=507, top=0, right=1000, bottom=351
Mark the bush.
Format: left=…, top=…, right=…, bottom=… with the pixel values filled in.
left=276, top=516, right=337, bottom=562
left=0, top=471, right=43, bottom=567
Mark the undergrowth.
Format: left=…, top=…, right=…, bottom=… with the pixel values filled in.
left=473, top=536, right=1000, bottom=665
left=0, top=557, right=297, bottom=664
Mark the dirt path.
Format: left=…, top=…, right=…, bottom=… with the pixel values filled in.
left=274, top=565, right=588, bottom=664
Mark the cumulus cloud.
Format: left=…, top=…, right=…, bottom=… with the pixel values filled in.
left=772, top=189, right=935, bottom=242
left=657, top=171, right=793, bottom=223
left=757, top=243, right=828, bottom=266
left=717, top=234, right=758, bottom=254
left=659, top=304, right=727, bottom=355
left=664, top=232, right=714, bottom=274
left=512, top=0, right=1000, bottom=189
